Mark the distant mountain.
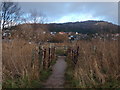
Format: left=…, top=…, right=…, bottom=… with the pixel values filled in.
left=47, top=20, right=119, bottom=34
left=10, top=20, right=119, bottom=34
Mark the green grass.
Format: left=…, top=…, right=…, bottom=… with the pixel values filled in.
left=40, top=69, right=52, bottom=82
left=94, top=79, right=120, bottom=88
left=40, top=58, right=57, bottom=87
left=3, top=76, right=42, bottom=88
left=3, top=69, right=53, bottom=88
left=65, top=69, right=80, bottom=88
left=3, top=58, right=57, bottom=88
left=56, top=48, right=67, bottom=56
left=64, top=57, right=80, bottom=88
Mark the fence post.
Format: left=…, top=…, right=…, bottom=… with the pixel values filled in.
left=48, top=47, right=51, bottom=68
left=31, top=49, right=35, bottom=68
left=77, top=46, right=79, bottom=56
left=50, top=47, right=53, bottom=62
left=38, top=46, right=43, bottom=71
left=43, top=48, right=47, bottom=69
left=53, top=47, right=56, bottom=61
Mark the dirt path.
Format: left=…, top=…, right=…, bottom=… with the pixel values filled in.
left=44, top=56, right=67, bottom=88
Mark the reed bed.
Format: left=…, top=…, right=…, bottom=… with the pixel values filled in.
left=2, top=39, right=40, bottom=88
left=67, top=39, right=120, bottom=88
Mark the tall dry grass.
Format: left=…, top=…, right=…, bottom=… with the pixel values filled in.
left=68, top=39, right=120, bottom=88
left=2, top=39, right=40, bottom=88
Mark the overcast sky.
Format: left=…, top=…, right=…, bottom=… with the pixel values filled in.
left=19, top=2, right=118, bottom=24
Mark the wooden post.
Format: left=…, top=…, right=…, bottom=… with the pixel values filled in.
left=38, top=46, right=41, bottom=69
left=48, top=47, right=51, bottom=68
left=43, top=48, right=47, bottom=69
left=72, top=49, right=74, bottom=62
left=77, top=46, right=79, bottom=56
left=53, top=47, right=56, bottom=60
left=50, top=47, right=53, bottom=62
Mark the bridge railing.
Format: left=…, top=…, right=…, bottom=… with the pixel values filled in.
left=38, top=46, right=56, bottom=70
left=67, top=46, right=80, bottom=65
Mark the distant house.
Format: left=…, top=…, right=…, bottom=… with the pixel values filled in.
left=50, top=32, right=56, bottom=35
left=115, top=33, right=119, bottom=37
left=75, top=32, right=79, bottom=34
left=68, top=35, right=77, bottom=40
left=59, top=32, right=65, bottom=34
left=2, top=30, right=11, bottom=39
left=43, top=31, right=46, bottom=34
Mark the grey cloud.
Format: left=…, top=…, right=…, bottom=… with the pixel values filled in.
left=19, top=2, right=118, bottom=24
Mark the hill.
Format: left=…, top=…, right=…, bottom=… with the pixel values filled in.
left=47, top=20, right=118, bottom=34
left=9, top=20, right=119, bottom=34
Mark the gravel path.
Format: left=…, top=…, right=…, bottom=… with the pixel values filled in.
left=44, top=56, right=67, bottom=88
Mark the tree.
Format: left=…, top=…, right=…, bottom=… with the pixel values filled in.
left=30, top=9, right=47, bottom=24
left=15, top=10, right=49, bottom=43
left=20, top=9, right=47, bottom=31
left=0, top=3, right=2, bottom=30
left=0, top=1, right=21, bottom=30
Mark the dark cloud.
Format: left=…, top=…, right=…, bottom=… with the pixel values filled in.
left=19, top=2, right=118, bottom=24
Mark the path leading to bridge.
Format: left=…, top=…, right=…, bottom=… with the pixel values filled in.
left=44, top=56, right=67, bottom=88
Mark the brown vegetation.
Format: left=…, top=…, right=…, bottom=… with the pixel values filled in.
left=49, top=34, right=68, bottom=43
left=2, top=39, right=40, bottom=87
left=67, top=39, right=120, bottom=88
left=2, top=39, right=56, bottom=88
left=11, top=24, right=50, bottom=43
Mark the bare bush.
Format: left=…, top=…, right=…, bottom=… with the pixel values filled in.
left=11, top=24, right=50, bottom=43
left=49, top=33, right=68, bottom=43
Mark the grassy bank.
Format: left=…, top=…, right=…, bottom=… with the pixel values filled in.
left=64, top=56, right=80, bottom=88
